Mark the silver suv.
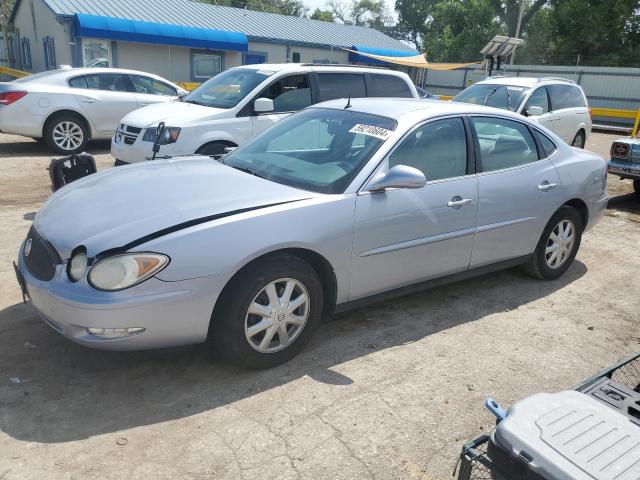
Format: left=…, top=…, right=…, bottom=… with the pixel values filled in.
left=454, top=77, right=592, bottom=148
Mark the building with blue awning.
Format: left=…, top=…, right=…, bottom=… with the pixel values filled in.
left=8, top=0, right=417, bottom=82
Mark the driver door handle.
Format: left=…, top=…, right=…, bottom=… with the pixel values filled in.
left=538, top=181, right=558, bottom=192
left=447, top=196, right=473, bottom=209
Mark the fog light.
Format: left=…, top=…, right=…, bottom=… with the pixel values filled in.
left=86, top=327, right=145, bottom=338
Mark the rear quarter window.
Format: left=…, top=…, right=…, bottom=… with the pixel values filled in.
left=367, top=74, right=413, bottom=98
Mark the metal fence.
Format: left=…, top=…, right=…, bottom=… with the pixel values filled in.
left=419, top=64, right=640, bottom=130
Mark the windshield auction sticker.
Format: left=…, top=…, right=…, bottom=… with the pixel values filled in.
left=349, top=124, right=392, bottom=140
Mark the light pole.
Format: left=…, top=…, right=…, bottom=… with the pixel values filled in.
left=510, top=0, right=526, bottom=65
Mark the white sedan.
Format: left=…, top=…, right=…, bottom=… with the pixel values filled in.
left=0, top=67, right=186, bottom=153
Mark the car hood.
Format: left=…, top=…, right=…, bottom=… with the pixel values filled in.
left=120, top=101, right=230, bottom=128
left=35, top=158, right=313, bottom=259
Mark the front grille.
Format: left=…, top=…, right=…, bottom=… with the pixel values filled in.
left=23, top=226, right=61, bottom=281
left=115, top=124, right=142, bottom=145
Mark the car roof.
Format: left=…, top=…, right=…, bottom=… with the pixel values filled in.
left=15, top=67, right=178, bottom=85
left=233, top=63, right=404, bottom=75
left=313, top=97, right=524, bottom=122
left=474, top=76, right=577, bottom=88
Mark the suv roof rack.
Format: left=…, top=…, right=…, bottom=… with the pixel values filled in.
left=537, top=77, right=576, bottom=84
left=299, top=63, right=389, bottom=70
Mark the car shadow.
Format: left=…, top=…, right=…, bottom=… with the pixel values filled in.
left=607, top=192, right=640, bottom=216
left=0, top=261, right=587, bottom=443
left=0, top=138, right=111, bottom=158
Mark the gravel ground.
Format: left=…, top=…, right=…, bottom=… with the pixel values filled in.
left=0, top=131, right=638, bottom=480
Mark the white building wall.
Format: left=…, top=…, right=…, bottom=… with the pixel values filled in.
left=248, top=41, right=348, bottom=64
left=12, top=0, right=72, bottom=72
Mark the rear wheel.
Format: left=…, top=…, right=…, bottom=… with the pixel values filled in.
left=571, top=130, right=585, bottom=149
left=44, top=114, right=89, bottom=154
left=209, top=253, right=323, bottom=369
left=523, top=206, right=583, bottom=280
left=634, top=179, right=640, bottom=196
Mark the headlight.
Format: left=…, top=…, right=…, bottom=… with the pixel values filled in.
left=142, top=126, right=181, bottom=144
left=67, top=249, right=88, bottom=282
left=88, top=253, right=169, bottom=291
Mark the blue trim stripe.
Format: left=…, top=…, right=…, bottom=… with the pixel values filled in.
left=75, top=13, right=248, bottom=52
left=349, top=44, right=418, bottom=64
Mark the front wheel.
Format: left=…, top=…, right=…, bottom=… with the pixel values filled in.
left=209, top=254, right=324, bottom=369
left=523, top=206, right=583, bottom=280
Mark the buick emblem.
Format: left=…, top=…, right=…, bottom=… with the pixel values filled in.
left=24, top=238, right=32, bottom=257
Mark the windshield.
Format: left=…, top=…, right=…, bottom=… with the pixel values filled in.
left=225, top=108, right=397, bottom=194
left=453, top=84, right=528, bottom=112
left=182, top=68, right=272, bottom=109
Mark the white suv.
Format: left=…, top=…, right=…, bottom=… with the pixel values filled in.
left=453, top=77, right=591, bottom=148
left=111, top=63, right=418, bottom=164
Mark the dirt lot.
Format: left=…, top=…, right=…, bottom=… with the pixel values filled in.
left=0, top=132, right=639, bottom=480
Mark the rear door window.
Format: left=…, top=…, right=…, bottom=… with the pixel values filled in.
left=533, top=129, right=558, bottom=157
left=83, top=74, right=132, bottom=92
left=68, top=76, right=88, bottom=89
left=367, top=74, right=413, bottom=98
left=548, top=84, right=586, bottom=110
left=472, top=117, right=539, bottom=172
left=317, top=73, right=366, bottom=102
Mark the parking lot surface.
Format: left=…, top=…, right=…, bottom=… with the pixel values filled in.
left=0, top=131, right=639, bottom=479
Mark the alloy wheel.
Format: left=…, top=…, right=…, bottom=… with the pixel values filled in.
left=244, top=278, right=310, bottom=353
left=545, top=219, right=575, bottom=269
left=572, top=134, right=584, bottom=148
left=52, top=121, right=84, bottom=151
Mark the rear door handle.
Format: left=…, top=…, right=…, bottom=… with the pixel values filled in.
left=538, top=181, right=558, bottom=192
left=139, top=103, right=149, bottom=107
left=447, top=196, right=473, bottom=209
left=80, top=97, right=96, bottom=103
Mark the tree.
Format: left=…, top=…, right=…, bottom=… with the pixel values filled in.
left=421, top=0, right=503, bottom=62
left=327, top=0, right=390, bottom=27
left=196, top=0, right=305, bottom=16
left=309, top=8, right=334, bottom=21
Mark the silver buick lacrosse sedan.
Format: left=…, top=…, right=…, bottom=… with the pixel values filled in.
left=16, top=98, right=608, bottom=368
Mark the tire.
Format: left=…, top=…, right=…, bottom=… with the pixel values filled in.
left=571, top=130, right=585, bottom=149
left=44, top=113, right=89, bottom=154
left=523, top=205, right=583, bottom=280
left=209, top=253, right=324, bottom=369
left=196, top=142, right=231, bottom=157
left=634, top=179, right=640, bottom=197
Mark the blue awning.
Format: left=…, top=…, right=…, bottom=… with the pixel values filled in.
left=349, top=45, right=418, bottom=65
left=75, top=14, right=248, bottom=52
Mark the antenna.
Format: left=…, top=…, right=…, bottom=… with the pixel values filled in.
left=344, top=93, right=352, bottom=109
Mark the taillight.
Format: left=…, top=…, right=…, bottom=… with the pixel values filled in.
left=611, top=142, right=629, bottom=160
left=588, top=107, right=592, bottom=120
left=0, top=91, right=27, bottom=106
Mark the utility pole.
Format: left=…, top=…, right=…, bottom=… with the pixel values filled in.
left=510, top=0, right=526, bottom=65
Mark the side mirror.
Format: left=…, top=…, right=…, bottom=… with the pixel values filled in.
left=527, top=105, right=544, bottom=117
left=366, top=165, right=426, bottom=192
left=254, top=98, right=274, bottom=113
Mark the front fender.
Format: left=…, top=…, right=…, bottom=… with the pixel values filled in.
left=142, top=195, right=356, bottom=305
